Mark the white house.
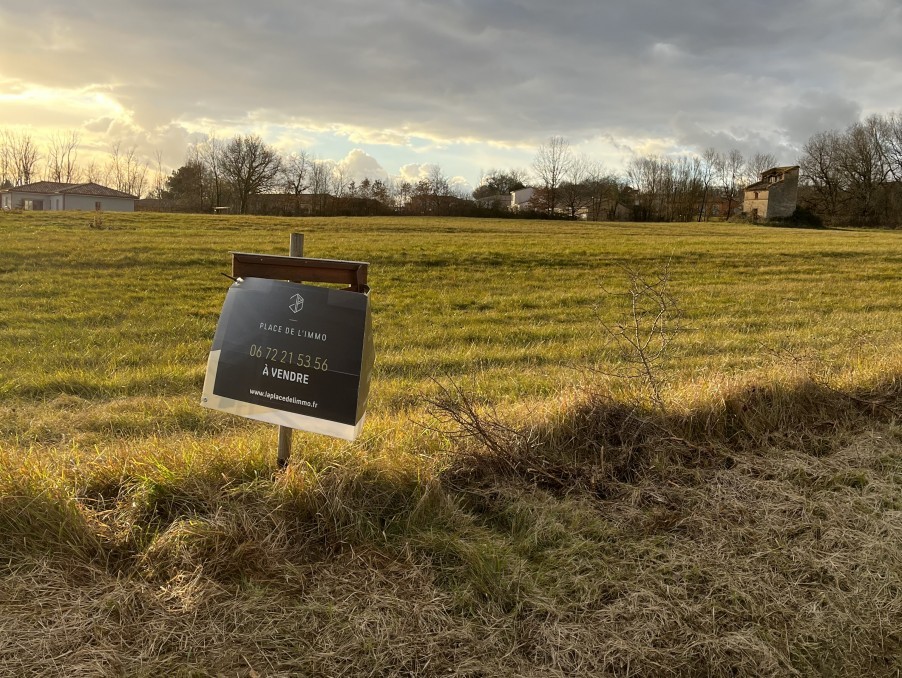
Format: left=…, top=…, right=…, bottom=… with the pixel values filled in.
left=473, top=193, right=512, bottom=210
left=0, top=181, right=137, bottom=212
left=511, top=187, right=535, bottom=212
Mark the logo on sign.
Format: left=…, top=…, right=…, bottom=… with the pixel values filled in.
left=289, top=293, right=304, bottom=313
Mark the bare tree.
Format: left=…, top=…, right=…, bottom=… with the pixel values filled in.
left=716, top=148, right=745, bottom=218
left=427, top=164, right=450, bottom=197
left=281, top=150, right=310, bottom=195
left=108, top=141, right=125, bottom=191
left=308, top=158, right=333, bottom=215
left=0, top=131, right=11, bottom=187
left=798, top=113, right=902, bottom=226
left=330, top=161, right=349, bottom=200
left=278, top=150, right=310, bottom=215
left=196, top=133, right=226, bottom=209
left=107, top=141, right=148, bottom=197
left=425, top=164, right=452, bottom=213
left=4, top=130, right=40, bottom=185
left=559, top=153, right=594, bottom=218
left=148, top=149, right=166, bottom=199
left=83, top=158, right=108, bottom=185
left=220, top=134, right=283, bottom=214
left=884, top=112, right=902, bottom=183
left=696, top=147, right=718, bottom=221
left=626, top=155, right=707, bottom=222
left=838, top=116, right=891, bottom=223
left=581, top=162, right=618, bottom=221
left=744, top=152, right=778, bottom=186
left=800, top=130, right=844, bottom=221
left=532, top=136, right=573, bottom=215
left=627, top=155, right=668, bottom=220
left=46, top=130, right=81, bottom=183
left=395, top=180, right=412, bottom=213
left=668, top=156, right=705, bottom=222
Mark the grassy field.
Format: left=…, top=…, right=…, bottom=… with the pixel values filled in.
left=1, top=211, right=900, bottom=676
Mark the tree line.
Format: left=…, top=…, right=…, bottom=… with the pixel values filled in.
left=0, top=129, right=478, bottom=216
left=161, top=135, right=481, bottom=216
left=522, top=136, right=780, bottom=223
left=799, top=112, right=902, bottom=227
left=520, top=116, right=902, bottom=227
left=4, top=113, right=902, bottom=226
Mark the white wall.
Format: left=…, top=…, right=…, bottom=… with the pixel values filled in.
left=64, top=195, right=135, bottom=212
left=4, top=191, right=55, bottom=210
left=511, top=187, right=535, bottom=210
left=1, top=191, right=134, bottom=212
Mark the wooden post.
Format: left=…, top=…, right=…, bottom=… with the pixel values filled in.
left=277, top=232, right=304, bottom=469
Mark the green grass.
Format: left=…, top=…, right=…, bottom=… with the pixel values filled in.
left=3, top=211, right=900, bottom=434
left=1, top=210, right=900, bottom=676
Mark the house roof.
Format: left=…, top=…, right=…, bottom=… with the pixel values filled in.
left=1, top=181, right=137, bottom=199
left=746, top=165, right=800, bottom=192
left=474, top=193, right=511, bottom=203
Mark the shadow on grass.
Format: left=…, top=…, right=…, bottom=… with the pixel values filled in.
left=3, top=373, right=899, bottom=589
left=438, top=374, right=901, bottom=496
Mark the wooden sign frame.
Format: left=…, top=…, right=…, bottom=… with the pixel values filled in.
left=231, top=252, right=368, bottom=292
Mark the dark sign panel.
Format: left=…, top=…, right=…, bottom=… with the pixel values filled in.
left=201, top=277, right=374, bottom=440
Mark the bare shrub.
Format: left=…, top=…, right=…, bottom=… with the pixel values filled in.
left=594, top=260, right=682, bottom=411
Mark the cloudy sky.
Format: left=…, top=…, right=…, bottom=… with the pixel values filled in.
left=2, top=0, right=900, bottom=191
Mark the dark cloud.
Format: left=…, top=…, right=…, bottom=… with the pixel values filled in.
left=0, top=0, right=899, bottom=168
left=780, top=93, right=863, bottom=146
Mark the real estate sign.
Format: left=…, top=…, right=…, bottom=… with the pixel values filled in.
left=201, top=277, right=374, bottom=440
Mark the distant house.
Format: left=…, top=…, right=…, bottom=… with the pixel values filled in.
left=474, top=194, right=512, bottom=211
left=742, top=166, right=799, bottom=220
left=0, top=181, right=137, bottom=212
left=510, top=187, right=536, bottom=212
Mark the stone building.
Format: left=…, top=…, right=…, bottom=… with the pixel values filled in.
left=742, top=166, right=799, bottom=220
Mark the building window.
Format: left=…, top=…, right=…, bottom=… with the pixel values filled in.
left=95, top=201, right=102, bottom=210
left=24, top=200, right=33, bottom=210
left=754, top=192, right=759, bottom=199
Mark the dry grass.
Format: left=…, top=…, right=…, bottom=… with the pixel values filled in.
left=2, top=369, right=900, bottom=677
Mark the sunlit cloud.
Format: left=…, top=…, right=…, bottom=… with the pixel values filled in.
left=397, top=163, right=435, bottom=183
left=337, top=149, right=389, bottom=182
left=0, top=83, right=129, bottom=124
left=449, top=175, right=473, bottom=194
left=334, top=126, right=413, bottom=147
